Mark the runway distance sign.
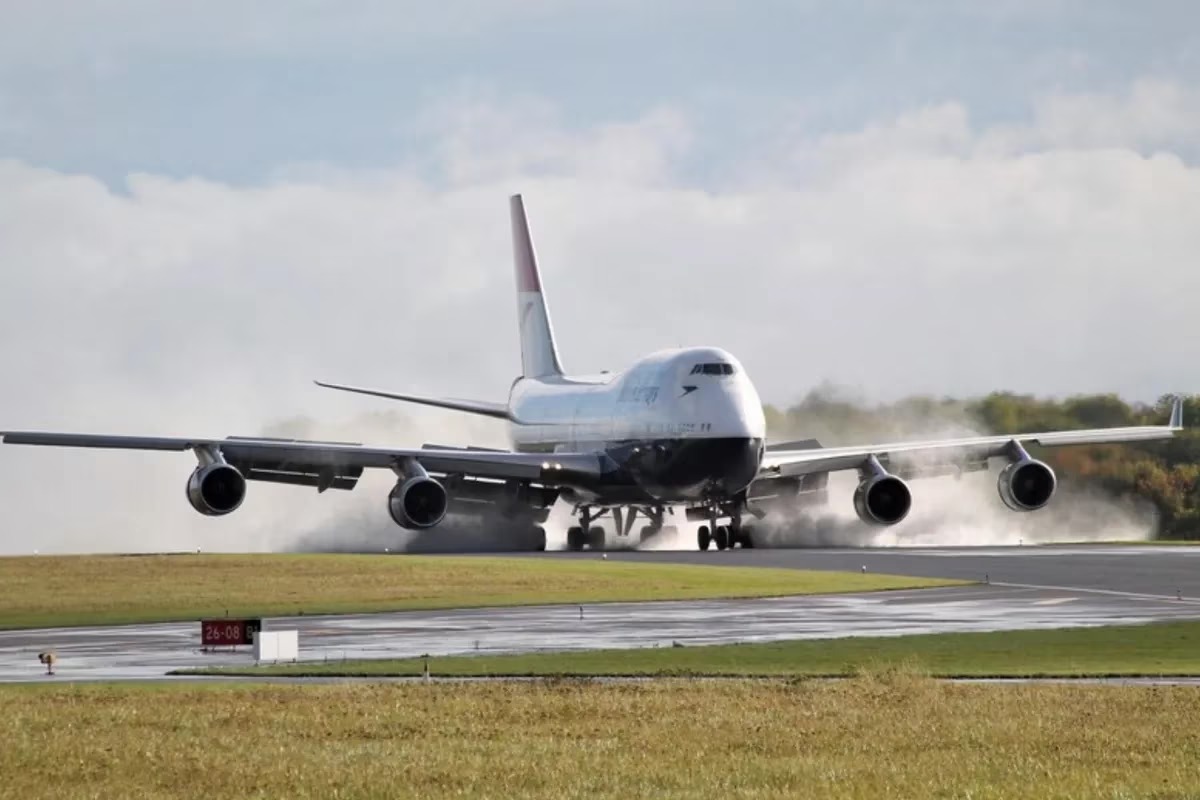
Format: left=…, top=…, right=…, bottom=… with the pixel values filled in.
left=200, top=618, right=262, bottom=647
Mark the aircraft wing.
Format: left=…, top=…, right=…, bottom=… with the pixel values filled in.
left=0, top=431, right=601, bottom=489
left=760, top=396, right=1183, bottom=480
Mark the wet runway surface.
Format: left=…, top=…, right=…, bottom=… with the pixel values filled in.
left=532, top=544, right=1200, bottom=598
left=5, top=545, right=1200, bottom=683
left=4, top=545, right=1200, bottom=683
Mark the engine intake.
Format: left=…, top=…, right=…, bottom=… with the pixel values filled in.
left=853, top=473, right=912, bottom=526
left=998, top=458, right=1056, bottom=511
left=187, top=463, right=246, bottom=516
left=388, top=459, right=448, bottom=529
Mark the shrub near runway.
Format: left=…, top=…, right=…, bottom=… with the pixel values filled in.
left=3, top=677, right=1198, bottom=800
left=0, top=553, right=960, bottom=629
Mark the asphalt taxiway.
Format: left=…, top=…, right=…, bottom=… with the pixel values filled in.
left=3, top=545, right=1199, bottom=683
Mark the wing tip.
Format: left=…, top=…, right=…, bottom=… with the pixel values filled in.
left=1171, top=395, right=1184, bottom=429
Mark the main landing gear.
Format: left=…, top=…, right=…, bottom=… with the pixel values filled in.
left=524, top=523, right=548, bottom=552
left=565, top=506, right=605, bottom=551
left=566, top=506, right=672, bottom=551
left=696, top=503, right=755, bottom=552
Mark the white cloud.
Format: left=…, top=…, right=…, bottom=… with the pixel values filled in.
left=412, top=97, right=693, bottom=186
left=2, top=84, right=1199, bottom=553
left=5, top=1, right=1199, bottom=191
left=982, top=79, right=1200, bottom=153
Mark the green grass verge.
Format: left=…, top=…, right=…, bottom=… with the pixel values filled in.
left=183, top=619, right=1200, bottom=679
left=4, top=678, right=1199, bottom=799
left=0, top=553, right=962, bottom=629
left=1061, top=539, right=1200, bottom=546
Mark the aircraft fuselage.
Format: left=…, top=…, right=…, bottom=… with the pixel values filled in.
left=506, top=346, right=766, bottom=504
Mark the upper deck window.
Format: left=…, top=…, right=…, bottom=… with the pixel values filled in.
left=690, top=363, right=735, bottom=376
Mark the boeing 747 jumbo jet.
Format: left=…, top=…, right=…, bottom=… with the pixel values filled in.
left=1, top=196, right=1185, bottom=551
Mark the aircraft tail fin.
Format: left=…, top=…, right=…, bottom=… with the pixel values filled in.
left=510, top=194, right=565, bottom=378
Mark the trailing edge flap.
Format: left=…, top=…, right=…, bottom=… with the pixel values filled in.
left=314, top=380, right=511, bottom=420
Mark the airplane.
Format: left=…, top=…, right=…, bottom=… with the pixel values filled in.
left=0, top=195, right=1185, bottom=552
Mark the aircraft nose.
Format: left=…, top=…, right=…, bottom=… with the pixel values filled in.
left=726, top=377, right=766, bottom=440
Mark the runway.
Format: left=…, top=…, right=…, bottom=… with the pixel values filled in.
left=2, top=545, right=1199, bottom=683
left=533, top=544, right=1200, bottom=597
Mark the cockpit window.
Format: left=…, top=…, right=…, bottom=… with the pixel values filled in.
left=690, top=363, right=735, bottom=376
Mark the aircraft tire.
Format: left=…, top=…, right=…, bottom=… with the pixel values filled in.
left=639, top=525, right=656, bottom=543
left=566, top=526, right=585, bottom=551
left=588, top=526, right=606, bottom=550
left=714, top=525, right=729, bottom=551
left=739, top=526, right=756, bottom=548
left=531, top=525, right=547, bottom=552
left=697, top=525, right=711, bottom=551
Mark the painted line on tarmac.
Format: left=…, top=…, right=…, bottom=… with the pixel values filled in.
left=994, top=581, right=1200, bottom=605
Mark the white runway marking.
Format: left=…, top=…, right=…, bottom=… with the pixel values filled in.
left=994, top=581, right=1200, bottom=604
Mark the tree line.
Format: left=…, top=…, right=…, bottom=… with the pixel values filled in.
left=764, top=385, right=1200, bottom=539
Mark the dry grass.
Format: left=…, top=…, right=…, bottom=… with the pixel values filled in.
left=0, top=553, right=960, bottom=628
left=2, top=677, right=1199, bottom=799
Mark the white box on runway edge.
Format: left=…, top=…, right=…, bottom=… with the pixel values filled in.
left=253, top=630, right=298, bottom=662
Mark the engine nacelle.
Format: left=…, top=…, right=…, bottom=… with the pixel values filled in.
left=186, top=463, right=247, bottom=516
left=853, top=473, right=912, bottom=526
left=998, top=458, right=1056, bottom=511
left=388, top=459, right=448, bottom=529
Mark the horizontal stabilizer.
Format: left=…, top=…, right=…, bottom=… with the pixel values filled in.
left=314, top=381, right=511, bottom=420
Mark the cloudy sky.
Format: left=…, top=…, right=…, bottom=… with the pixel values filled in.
left=2, top=1, right=1199, bottom=551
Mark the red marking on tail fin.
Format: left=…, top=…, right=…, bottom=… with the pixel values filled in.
left=510, top=194, right=541, bottom=292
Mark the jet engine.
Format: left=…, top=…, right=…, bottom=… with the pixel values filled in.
left=997, top=458, right=1056, bottom=511
left=186, top=463, right=247, bottom=516
left=388, top=459, right=448, bottom=529
left=853, top=472, right=912, bottom=526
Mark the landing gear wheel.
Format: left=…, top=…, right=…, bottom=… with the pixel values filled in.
left=530, top=525, right=547, bottom=552
left=639, top=525, right=657, bottom=544
left=739, top=525, right=755, bottom=549
left=714, top=525, right=730, bottom=551
left=566, top=526, right=585, bottom=551
left=697, top=525, right=711, bottom=551
left=588, top=526, right=606, bottom=550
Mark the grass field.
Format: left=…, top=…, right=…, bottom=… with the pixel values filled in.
left=0, top=553, right=961, bottom=629
left=3, top=677, right=1198, bottom=799
left=1066, top=539, right=1200, bottom=546
left=188, top=619, right=1200, bottom=679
